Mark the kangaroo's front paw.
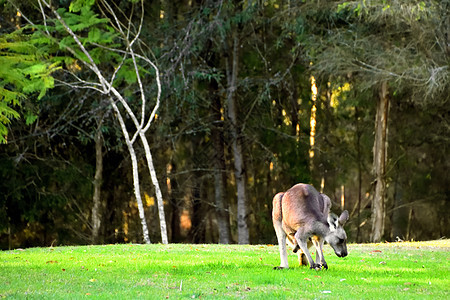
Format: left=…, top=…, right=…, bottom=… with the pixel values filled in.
left=310, top=263, right=321, bottom=271
left=321, top=262, right=328, bottom=270
left=293, top=245, right=300, bottom=253
left=273, top=266, right=288, bottom=270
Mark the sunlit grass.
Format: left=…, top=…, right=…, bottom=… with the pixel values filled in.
left=1, top=241, right=449, bottom=298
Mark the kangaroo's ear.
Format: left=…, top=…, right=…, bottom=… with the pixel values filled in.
left=327, top=213, right=338, bottom=231
left=320, top=193, right=332, bottom=214
left=338, top=210, right=349, bottom=226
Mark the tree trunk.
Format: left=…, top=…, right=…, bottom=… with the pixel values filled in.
left=168, top=162, right=182, bottom=242
left=40, top=3, right=162, bottom=245
left=140, top=132, right=169, bottom=244
left=391, top=169, right=407, bottom=241
left=355, top=106, right=362, bottom=243
left=226, top=33, right=249, bottom=244
left=290, top=78, right=300, bottom=137
left=191, top=182, right=206, bottom=243
left=110, top=99, right=151, bottom=244
left=129, top=143, right=151, bottom=244
left=211, top=81, right=231, bottom=244
left=91, top=120, right=103, bottom=244
left=371, top=81, right=389, bottom=242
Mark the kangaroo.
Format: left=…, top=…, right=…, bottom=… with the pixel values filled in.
left=272, top=183, right=349, bottom=270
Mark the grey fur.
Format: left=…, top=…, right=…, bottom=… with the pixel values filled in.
left=272, top=184, right=349, bottom=270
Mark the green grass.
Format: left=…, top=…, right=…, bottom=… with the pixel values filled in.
left=1, top=240, right=449, bottom=299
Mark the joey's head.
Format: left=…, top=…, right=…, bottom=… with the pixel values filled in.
left=325, top=210, right=349, bottom=258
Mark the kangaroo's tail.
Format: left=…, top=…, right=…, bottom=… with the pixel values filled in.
left=272, top=192, right=285, bottom=222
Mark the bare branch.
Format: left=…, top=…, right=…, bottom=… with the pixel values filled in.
left=37, top=0, right=50, bottom=35
left=38, top=0, right=144, bottom=137
left=89, top=42, right=162, bottom=135
left=54, top=78, right=105, bottom=94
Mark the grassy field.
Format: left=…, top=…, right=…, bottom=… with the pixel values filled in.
left=1, top=240, right=449, bottom=299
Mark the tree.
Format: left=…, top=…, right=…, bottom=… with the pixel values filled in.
left=11, top=0, right=169, bottom=244
left=302, top=0, right=449, bottom=242
left=371, top=81, right=389, bottom=242
left=226, top=30, right=249, bottom=244
left=91, top=112, right=104, bottom=244
left=153, top=0, right=313, bottom=243
left=210, top=80, right=232, bottom=244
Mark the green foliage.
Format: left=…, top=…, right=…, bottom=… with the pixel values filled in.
left=0, top=242, right=448, bottom=298
left=56, top=6, right=109, bottom=33
left=307, top=0, right=448, bottom=101
left=0, top=2, right=122, bottom=143
left=113, top=59, right=139, bottom=86
left=52, top=7, right=117, bottom=65
left=0, top=31, right=60, bottom=143
left=69, top=0, right=95, bottom=12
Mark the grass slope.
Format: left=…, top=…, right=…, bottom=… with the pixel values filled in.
left=1, top=240, right=449, bottom=299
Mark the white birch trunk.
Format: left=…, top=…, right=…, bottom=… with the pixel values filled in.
left=140, top=133, right=168, bottom=244
left=37, top=0, right=165, bottom=244
left=111, top=101, right=151, bottom=244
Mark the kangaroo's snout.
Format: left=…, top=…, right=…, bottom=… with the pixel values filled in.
left=331, top=244, right=348, bottom=258
left=337, top=250, right=348, bottom=258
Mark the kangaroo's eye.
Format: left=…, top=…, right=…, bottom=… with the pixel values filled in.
left=339, top=238, right=345, bottom=244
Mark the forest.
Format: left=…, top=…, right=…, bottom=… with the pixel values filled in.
left=0, top=0, right=448, bottom=250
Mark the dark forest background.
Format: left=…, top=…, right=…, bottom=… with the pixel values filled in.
left=0, top=0, right=448, bottom=250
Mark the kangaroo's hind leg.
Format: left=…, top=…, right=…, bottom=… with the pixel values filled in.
left=272, top=193, right=288, bottom=269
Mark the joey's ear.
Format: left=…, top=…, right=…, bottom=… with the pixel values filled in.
left=338, top=210, right=349, bottom=226
left=327, top=213, right=338, bottom=231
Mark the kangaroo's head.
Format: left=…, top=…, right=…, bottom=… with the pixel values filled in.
left=325, top=210, right=349, bottom=258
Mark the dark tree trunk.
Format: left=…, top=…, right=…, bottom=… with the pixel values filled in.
left=290, top=78, right=300, bottom=137
left=371, top=82, right=389, bottom=242
left=168, top=162, right=182, bottom=243
left=191, top=183, right=206, bottom=243
left=391, top=170, right=408, bottom=241
left=355, top=106, right=362, bottom=243
left=92, top=120, right=103, bottom=244
left=210, top=81, right=232, bottom=244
